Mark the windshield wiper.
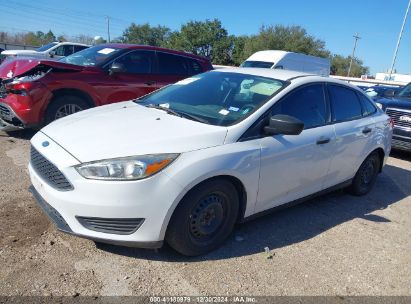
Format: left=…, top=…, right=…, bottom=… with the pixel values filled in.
left=145, top=104, right=183, bottom=118
left=177, top=111, right=209, bottom=124
left=145, top=104, right=208, bottom=124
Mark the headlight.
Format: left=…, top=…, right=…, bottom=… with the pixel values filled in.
left=75, top=154, right=179, bottom=180
left=375, top=102, right=383, bottom=109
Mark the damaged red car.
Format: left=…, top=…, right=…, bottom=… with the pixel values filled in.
left=0, top=44, right=212, bottom=131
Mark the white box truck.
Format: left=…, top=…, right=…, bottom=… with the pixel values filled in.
left=240, top=50, right=330, bottom=76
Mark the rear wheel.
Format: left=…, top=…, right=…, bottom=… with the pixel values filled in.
left=348, top=152, right=380, bottom=196
left=166, top=179, right=239, bottom=256
left=45, top=95, right=90, bottom=125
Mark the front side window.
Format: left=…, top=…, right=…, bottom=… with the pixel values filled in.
left=113, top=50, right=154, bottom=74
left=328, top=85, right=362, bottom=122
left=271, top=84, right=327, bottom=129
left=398, top=83, right=411, bottom=98
left=59, top=45, right=123, bottom=67
left=137, top=71, right=285, bottom=126
left=54, top=45, right=74, bottom=57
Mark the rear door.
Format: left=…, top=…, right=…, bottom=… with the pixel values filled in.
left=323, top=84, right=376, bottom=188
left=154, top=51, right=205, bottom=90
left=97, top=50, right=158, bottom=104
left=255, top=83, right=335, bottom=213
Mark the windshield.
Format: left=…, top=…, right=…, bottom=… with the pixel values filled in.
left=398, top=83, right=411, bottom=98
left=36, top=42, right=58, bottom=52
left=137, top=71, right=285, bottom=126
left=59, top=45, right=122, bottom=67
left=240, top=61, right=274, bottom=68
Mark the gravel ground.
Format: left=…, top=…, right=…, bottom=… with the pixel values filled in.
left=0, top=129, right=410, bottom=297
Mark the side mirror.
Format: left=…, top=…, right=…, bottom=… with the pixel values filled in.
left=383, top=89, right=395, bottom=98
left=264, top=114, right=304, bottom=136
left=49, top=51, right=56, bottom=58
left=109, top=62, right=126, bottom=75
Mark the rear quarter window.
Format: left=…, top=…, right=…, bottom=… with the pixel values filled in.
left=358, top=93, right=377, bottom=116
left=328, top=85, right=363, bottom=122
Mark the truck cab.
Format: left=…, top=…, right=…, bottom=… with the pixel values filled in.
left=375, top=82, right=411, bottom=151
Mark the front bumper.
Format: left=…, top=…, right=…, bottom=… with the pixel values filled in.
left=392, top=127, right=411, bottom=151
left=0, top=102, right=25, bottom=131
left=28, top=131, right=184, bottom=247
left=29, top=185, right=162, bottom=249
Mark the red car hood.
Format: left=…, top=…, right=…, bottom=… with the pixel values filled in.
left=0, top=58, right=84, bottom=79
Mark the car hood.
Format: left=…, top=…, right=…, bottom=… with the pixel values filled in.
left=376, top=97, right=411, bottom=110
left=0, top=58, right=84, bottom=79
left=41, top=101, right=228, bottom=163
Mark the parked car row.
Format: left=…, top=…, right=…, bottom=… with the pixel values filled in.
left=28, top=67, right=392, bottom=256
left=0, top=44, right=212, bottom=131
left=0, top=43, right=394, bottom=256
left=0, top=41, right=90, bottom=60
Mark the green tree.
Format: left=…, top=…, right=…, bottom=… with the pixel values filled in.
left=122, top=23, right=171, bottom=47
left=330, top=54, right=369, bottom=77
left=239, top=25, right=330, bottom=64
left=169, top=19, right=233, bottom=65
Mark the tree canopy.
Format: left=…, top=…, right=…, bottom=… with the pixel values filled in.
left=0, top=19, right=369, bottom=76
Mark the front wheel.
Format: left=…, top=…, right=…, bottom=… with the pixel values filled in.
left=45, top=95, right=90, bottom=125
left=348, top=152, right=381, bottom=196
left=166, top=179, right=239, bottom=256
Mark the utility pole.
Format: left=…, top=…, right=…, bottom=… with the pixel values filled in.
left=106, top=16, right=111, bottom=43
left=347, top=33, right=361, bottom=77
left=388, top=0, right=411, bottom=80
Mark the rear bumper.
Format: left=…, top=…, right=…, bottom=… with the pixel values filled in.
left=29, top=185, right=163, bottom=249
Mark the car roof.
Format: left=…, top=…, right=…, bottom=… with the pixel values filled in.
left=98, top=43, right=209, bottom=61
left=210, top=67, right=363, bottom=90
left=211, top=67, right=312, bottom=80
left=57, top=42, right=90, bottom=47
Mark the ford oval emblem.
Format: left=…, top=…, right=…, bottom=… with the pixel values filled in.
left=42, top=141, right=49, bottom=147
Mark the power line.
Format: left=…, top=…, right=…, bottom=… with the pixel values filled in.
left=347, top=33, right=360, bottom=77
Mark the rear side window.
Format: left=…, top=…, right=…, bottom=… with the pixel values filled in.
left=328, top=85, right=362, bottom=122
left=271, top=83, right=327, bottom=129
left=157, top=52, right=200, bottom=75
left=358, top=93, right=377, bottom=116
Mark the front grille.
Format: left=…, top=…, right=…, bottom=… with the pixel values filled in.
left=392, top=138, right=411, bottom=151
left=0, top=80, right=6, bottom=98
left=30, top=146, right=74, bottom=191
left=76, top=216, right=144, bottom=235
left=386, top=108, right=411, bottom=129
left=0, top=104, right=10, bottom=118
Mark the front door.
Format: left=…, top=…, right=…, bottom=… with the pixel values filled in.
left=97, top=50, right=158, bottom=104
left=256, top=83, right=335, bottom=213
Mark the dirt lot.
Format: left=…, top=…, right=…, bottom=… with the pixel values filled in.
left=0, top=129, right=410, bottom=297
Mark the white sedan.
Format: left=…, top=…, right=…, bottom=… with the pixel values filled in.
left=28, top=68, right=392, bottom=256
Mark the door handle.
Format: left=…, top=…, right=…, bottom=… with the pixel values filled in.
left=144, top=81, right=155, bottom=86
left=362, top=127, right=372, bottom=134
left=316, top=138, right=331, bottom=145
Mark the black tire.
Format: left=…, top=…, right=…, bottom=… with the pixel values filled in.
left=348, top=152, right=381, bottom=196
left=45, top=95, right=90, bottom=125
left=166, top=179, right=239, bottom=256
